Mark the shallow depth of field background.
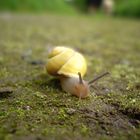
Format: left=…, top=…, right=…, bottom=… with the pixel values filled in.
left=0, top=1, right=140, bottom=140
left=0, top=0, right=140, bottom=17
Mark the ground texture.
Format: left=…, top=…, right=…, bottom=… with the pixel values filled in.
left=0, top=13, right=140, bottom=140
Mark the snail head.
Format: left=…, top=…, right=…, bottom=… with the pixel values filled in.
left=75, top=72, right=110, bottom=99
left=74, top=72, right=89, bottom=99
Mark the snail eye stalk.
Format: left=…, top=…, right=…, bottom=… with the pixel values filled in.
left=78, top=72, right=83, bottom=84
left=88, top=72, right=110, bottom=85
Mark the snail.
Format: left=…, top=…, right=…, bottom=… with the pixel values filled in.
left=46, top=46, right=109, bottom=98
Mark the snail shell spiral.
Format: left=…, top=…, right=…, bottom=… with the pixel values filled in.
left=46, top=46, right=87, bottom=78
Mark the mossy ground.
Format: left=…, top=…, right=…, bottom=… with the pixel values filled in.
left=0, top=13, right=140, bottom=140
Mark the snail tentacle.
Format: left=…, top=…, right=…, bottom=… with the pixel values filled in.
left=78, top=72, right=83, bottom=84
left=88, top=72, right=110, bottom=85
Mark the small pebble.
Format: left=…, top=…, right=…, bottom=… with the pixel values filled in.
left=66, top=108, right=76, bottom=115
left=26, top=106, right=31, bottom=111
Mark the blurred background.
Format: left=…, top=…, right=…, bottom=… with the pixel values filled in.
left=0, top=0, right=140, bottom=18
left=0, top=1, right=140, bottom=140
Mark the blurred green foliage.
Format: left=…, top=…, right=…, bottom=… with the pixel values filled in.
left=0, top=0, right=75, bottom=14
left=74, top=0, right=140, bottom=18
left=74, top=0, right=87, bottom=11
left=0, top=0, right=140, bottom=18
left=115, top=0, right=140, bottom=18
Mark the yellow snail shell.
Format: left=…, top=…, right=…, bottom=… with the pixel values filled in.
left=46, top=46, right=87, bottom=78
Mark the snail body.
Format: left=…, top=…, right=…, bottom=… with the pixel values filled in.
left=60, top=76, right=89, bottom=98
left=46, top=46, right=109, bottom=98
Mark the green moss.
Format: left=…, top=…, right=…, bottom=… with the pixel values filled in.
left=0, top=13, right=140, bottom=140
